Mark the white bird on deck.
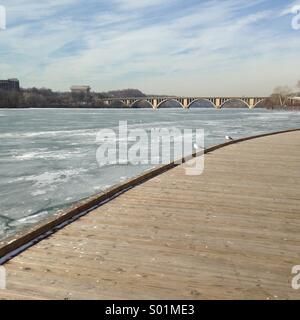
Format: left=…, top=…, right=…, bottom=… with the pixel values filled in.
left=225, top=136, right=234, bottom=141
left=193, top=143, right=203, bottom=150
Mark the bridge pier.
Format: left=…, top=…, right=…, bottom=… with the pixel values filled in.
left=182, top=98, right=189, bottom=108
left=249, top=98, right=255, bottom=109
left=152, top=99, right=158, bottom=109
left=214, top=98, right=221, bottom=109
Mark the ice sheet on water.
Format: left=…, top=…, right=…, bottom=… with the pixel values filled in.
left=12, top=149, right=83, bottom=161
left=9, top=211, right=49, bottom=227
left=15, top=168, right=89, bottom=187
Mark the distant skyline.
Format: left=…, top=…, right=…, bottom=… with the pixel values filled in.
left=0, top=0, right=300, bottom=96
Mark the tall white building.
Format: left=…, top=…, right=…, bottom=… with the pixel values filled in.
left=70, top=86, right=91, bottom=94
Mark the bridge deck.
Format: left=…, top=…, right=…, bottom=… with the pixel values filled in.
left=0, top=131, right=300, bottom=300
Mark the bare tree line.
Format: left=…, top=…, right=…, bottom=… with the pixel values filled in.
left=0, top=88, right=146, bottom=108
left=0, top=85, right=299, bottom=109
left=266, top=80, right=300, bottom=109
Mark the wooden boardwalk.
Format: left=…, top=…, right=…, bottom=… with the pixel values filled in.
left=0, top=131, right=300, bottom=300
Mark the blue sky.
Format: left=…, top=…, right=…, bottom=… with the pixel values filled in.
left=0, top=0, right=299, bottom=95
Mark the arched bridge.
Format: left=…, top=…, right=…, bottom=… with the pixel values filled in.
left=100, top=96, right=267, bottom=109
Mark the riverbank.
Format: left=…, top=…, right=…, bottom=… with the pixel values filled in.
left=0, top=104, right=299, bottom=110
left=1, top=106, right=299, bottom=110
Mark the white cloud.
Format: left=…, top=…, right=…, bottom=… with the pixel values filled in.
left=5, top=0, right=78, bottom=22
left=114, top=0, right=172, bottom=10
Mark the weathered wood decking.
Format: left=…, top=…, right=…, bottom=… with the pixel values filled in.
left=0, top=131, right=299, bottom=300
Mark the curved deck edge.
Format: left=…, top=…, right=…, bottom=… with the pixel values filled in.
left=1, top=128, right=299, bottom=263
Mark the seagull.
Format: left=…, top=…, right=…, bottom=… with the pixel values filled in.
left=225, top=136, right=234, bottom=141
left=193, top=143, right=204, bottom=150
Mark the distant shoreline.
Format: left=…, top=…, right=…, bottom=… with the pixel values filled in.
left=1, top=105, right=299, bottom=110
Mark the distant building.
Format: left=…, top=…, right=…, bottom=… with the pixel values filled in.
left=70, top=85, right=91, bottom=95
left=287, top=96, right=300, bottom=106
left=0, top=79, right=20, bottom=91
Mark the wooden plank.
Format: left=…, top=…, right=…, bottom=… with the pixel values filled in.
left=0, top=130, right=299, bottom=300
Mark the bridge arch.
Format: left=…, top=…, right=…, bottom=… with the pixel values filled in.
left=156, top=99, right=184, bottom=109
left=130, top=99, right=153, bottom=109
left=253, top=99, right=266, bottom=109
left=187, top=99, right=217, bottom=109
left=220, top=98, right=250, bottom=109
